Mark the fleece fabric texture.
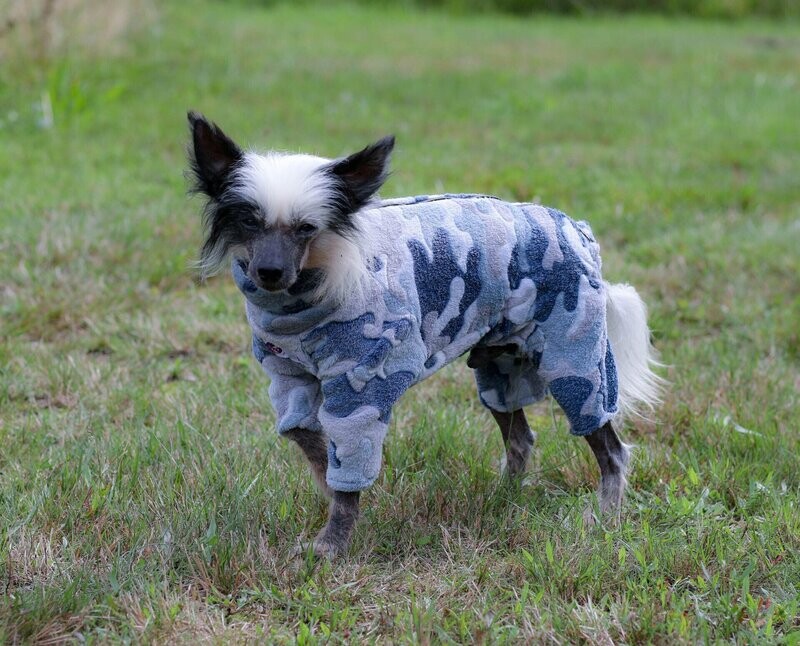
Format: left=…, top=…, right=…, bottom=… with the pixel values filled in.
left=233, top=194, right=619, bottom=492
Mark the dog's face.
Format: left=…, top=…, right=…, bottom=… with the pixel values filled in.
left=187, top=111, right=394, bottom=293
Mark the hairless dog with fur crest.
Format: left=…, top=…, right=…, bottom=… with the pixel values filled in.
left=187, top=112, right=663, bottom=558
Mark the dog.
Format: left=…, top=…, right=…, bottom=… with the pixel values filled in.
left=186, top=112, right=663, bottom=558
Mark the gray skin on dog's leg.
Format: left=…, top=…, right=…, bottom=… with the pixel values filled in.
left=490, top=409, right=536, bottom=476
left=282, top=428, right=333, bottom=498
left=583, top=422, right=631, bottom=522
left=283, top=429, right=361, bottom=558
left=312, top=490, right=360, bottom=558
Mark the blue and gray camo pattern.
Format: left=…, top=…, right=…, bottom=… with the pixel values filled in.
left=233, top=194, right=618, bottom=491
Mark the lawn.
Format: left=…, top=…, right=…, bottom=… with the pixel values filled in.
left=1, top=1, right=799, bottom=642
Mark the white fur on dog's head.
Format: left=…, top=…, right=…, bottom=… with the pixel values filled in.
left=234, top=153, right=337, bottom=230
left=187, top=111, right=394, bottom=304
left=232, top=152, right=369, bottom=303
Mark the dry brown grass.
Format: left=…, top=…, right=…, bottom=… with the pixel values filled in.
left=0, top=0, right=156, bottom=61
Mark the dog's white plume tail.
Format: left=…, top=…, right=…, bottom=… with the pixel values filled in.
left=605, top=282, right=665, bottom=423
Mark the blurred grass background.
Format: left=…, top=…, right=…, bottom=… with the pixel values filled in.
left=1, top=0, right=799, bottom=642
left=237, top=0, right=798, bottom=18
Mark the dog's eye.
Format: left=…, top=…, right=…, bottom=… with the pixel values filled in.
left=240, top=216, right=261, bottom=231
left=297, top=222, right=318, bottom=236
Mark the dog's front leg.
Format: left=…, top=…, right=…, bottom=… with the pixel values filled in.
left=312, top=490, right=360, bottom=558
left=283, top=429, right=361, bottom=558
left=283, top=428, right=332, bottom=498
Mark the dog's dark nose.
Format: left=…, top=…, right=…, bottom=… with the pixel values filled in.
left=257, top=267, right=283, bottom=285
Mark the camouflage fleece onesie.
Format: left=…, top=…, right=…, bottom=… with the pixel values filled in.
left=232, top=194, right=619, bottom=491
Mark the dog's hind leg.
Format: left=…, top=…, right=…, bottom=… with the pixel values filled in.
left=283, top=428, right=333, bottom=498
left=584, top=422, right=631, bottom=522
left=490, top=409, right=535, bottom=477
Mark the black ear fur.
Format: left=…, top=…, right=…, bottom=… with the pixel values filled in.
left=329, top=135, right=395, bottom=213
left=187, top=111, right=243, bottom=198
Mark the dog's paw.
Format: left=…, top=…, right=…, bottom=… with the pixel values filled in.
left=582, top=505, right=600, bottom=527
left=582, top=501, right=622, bottom=528
left=311, top=537, right=342, bottom=560
left=291, top=537, right=346, bottom=560
left=290, top=541, right=311, bottom=559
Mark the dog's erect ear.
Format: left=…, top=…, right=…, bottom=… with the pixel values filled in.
left=329, top=135, right=395, bottom=211
left=187, top=111, right=243, bottom=198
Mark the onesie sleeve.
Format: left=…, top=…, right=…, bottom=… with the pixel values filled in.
left=307, top=316, right=426, bottom=492
left=253, top=334, right=323, bottom=435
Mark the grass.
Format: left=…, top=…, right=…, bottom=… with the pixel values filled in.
left=314, top=0, right=800, bottom=19
left=1, top=1, right=799, bottom=642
